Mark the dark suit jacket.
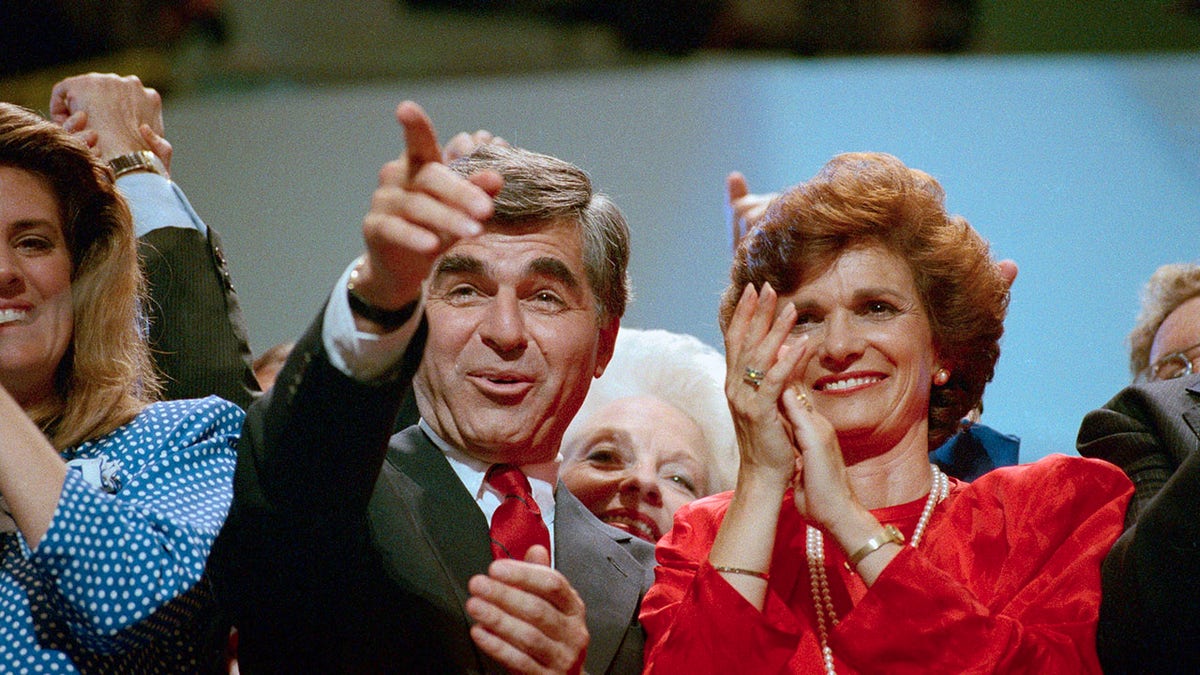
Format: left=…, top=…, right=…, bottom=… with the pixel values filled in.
left=140, top=225, right=259, bottom=410
left=209, top=312, right=654, bottom=674
left=1076, top=375, right=1200, bottom=674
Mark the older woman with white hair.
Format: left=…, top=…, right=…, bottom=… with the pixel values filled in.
left=560, top=327, right=737, bottom=543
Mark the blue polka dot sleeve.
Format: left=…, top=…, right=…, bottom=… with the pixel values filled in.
left=0, top=396, right=241, bottom=671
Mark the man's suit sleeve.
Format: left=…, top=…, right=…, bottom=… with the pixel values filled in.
left=207, top=307, right=429, bottom=672
left=1076, top=382, right=1188, bottom=525
left=139, top=226, right=259, bottom=410
left=1077, top=378, right=1200, bottom=673
left=1097, top=444, right=1200, bottom=673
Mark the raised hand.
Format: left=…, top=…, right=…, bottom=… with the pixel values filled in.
left=351, top=101, right=503, bottom=317
left=443, top=129, right=510, bottom=162
left=50, top=73, right=167, bottom=167
left=466, top=545, right=588, bottom=675
left=727, top=171, right=777, bottom=252
left=722, top=282, right=805, bottom=487
left=779, top=379, right=858, bottom=529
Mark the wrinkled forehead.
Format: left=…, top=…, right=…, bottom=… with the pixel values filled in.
left=1151, top=295, right=1200, bottom=361
left=430, top=219, right=592, bottom=288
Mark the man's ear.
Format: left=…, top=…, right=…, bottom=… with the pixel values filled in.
left=594, top=318, right=619, bottom=379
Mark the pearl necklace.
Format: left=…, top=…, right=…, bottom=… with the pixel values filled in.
left=806, top=464, right=949, bottom=675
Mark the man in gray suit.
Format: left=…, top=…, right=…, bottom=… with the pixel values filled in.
left=1077, top=373, right=1200, bottom=674
left=209, top=102, right=653, bottom=674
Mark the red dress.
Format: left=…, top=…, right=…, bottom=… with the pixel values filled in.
left=641, top=454, right=1133, bottom=674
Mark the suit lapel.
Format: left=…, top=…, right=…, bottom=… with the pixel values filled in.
left=1182, top=381, right=1200, bottom=446
left=375, top=426, right=493, bottom=611
left=555, top=485, right=645, bottom=674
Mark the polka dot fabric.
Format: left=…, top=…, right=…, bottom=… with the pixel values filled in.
left=0, top=396, right=241, bottom=673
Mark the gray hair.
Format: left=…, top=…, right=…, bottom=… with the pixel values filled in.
left=1129, top=262, right=1200, bottom=379
left=450, top=144, right=631, bottom=322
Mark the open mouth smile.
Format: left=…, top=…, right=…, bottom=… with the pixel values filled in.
left=0, top=308, right=28, bottom=325
left=816, top=374, right=885, bottom=392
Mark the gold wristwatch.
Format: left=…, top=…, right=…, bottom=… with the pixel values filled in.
left=107, top=150, right=166, bottom=178
left=848, top=524, right=905, bottom=566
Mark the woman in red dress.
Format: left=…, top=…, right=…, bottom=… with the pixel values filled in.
left=640, top=152, right=1133, bottom=674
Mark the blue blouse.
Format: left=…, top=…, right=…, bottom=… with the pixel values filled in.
left=0, top=396, right=241, bottom=673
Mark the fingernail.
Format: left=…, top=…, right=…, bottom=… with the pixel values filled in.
left=474, top=199, right=494, bottom=218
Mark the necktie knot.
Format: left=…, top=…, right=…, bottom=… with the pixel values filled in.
left=486, top=463, right=534, bottom=502
left=485, top=464, right=550, bottom=560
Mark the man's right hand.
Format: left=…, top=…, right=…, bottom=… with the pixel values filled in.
left=350, top=102, right=503, bottom=320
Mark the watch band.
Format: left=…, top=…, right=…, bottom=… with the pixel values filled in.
left=346, top=261, right=419, bottom=331
left=347, top=289, right=419, bottom=332
left=848, top=524, right=905, bottom=566
left=107, top=150, right=166, bottom=178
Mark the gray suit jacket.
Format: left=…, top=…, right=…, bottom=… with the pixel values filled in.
left=210, top=312, right=653, bottom=674
left=1076, top=374, right=1200, bottom=674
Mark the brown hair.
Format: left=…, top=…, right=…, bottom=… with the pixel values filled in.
left=450, top=144, right=631, bottom=323
left=0, top=103, right=158, bottom=450
left=1128, top=263, right=1200, bottom=379
left=719, top=152, right=1008, bottom=448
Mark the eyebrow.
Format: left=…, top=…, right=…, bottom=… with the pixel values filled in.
left=435, top=253, right=581, bottom=287
left=8, top=218, right=61, bottom=233
left=852, top=286, right=907, bottom=301
left=528, top=257, right=581, bottom=291
left=434, top=254, right=485, bottom=278
left=790, top=286, right=908, bottom=307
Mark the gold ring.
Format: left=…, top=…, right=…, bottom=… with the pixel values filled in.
left=796, top=389, right=813, bottom=411
left=743, top=367, right=764, bottom=389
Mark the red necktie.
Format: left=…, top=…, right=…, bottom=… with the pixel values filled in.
left=485, top=464, right=551, bottom=561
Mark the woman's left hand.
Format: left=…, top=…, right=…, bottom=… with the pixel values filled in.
left=782, top=384, right=907, bottom=585
left=781, top=382, right=867, bottom=533
left=784, top=387, right=917, bottom=584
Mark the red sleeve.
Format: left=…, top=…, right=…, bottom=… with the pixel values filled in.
left=640, top=495, right=804, bottom=674
left=833, top=455, right=1133, bottom=675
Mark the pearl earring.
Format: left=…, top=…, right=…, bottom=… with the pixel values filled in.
left=934, top=369, right=950, bottom=386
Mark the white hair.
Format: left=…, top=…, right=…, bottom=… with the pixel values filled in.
left=563, top=327, right=737, bottom=493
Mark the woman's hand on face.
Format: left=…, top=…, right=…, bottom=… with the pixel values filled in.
left=781, top=383, right=860, bottom=529
left=723, top=283, right=805, bottom=488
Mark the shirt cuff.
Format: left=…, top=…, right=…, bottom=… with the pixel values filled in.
left=117, top=172, right=208, bottom=238
left=323, top=256, right=423, bottom=381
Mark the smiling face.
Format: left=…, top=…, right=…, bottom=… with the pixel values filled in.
left=414, top=219, right=617, bottom=465
left=781, top=244, right=938, bottom=463
left=560, top=396, right=709, bottom=542
left=0, top=166, right=74, bottom=408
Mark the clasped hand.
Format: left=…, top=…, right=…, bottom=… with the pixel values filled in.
left=723, top=282, right=860, bottom=528
left=466, top=545, right=588, bottom=675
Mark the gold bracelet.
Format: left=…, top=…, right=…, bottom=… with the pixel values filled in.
left=847, top=524, right=905, bottom=567
left=712, top=564, right=769, bottom=580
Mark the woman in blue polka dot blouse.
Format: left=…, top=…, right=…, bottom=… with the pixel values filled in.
left=0, top=103, right=241, bottom=672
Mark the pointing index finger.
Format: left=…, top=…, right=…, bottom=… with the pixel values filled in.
left=396, top=101, right=443, bottom=178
